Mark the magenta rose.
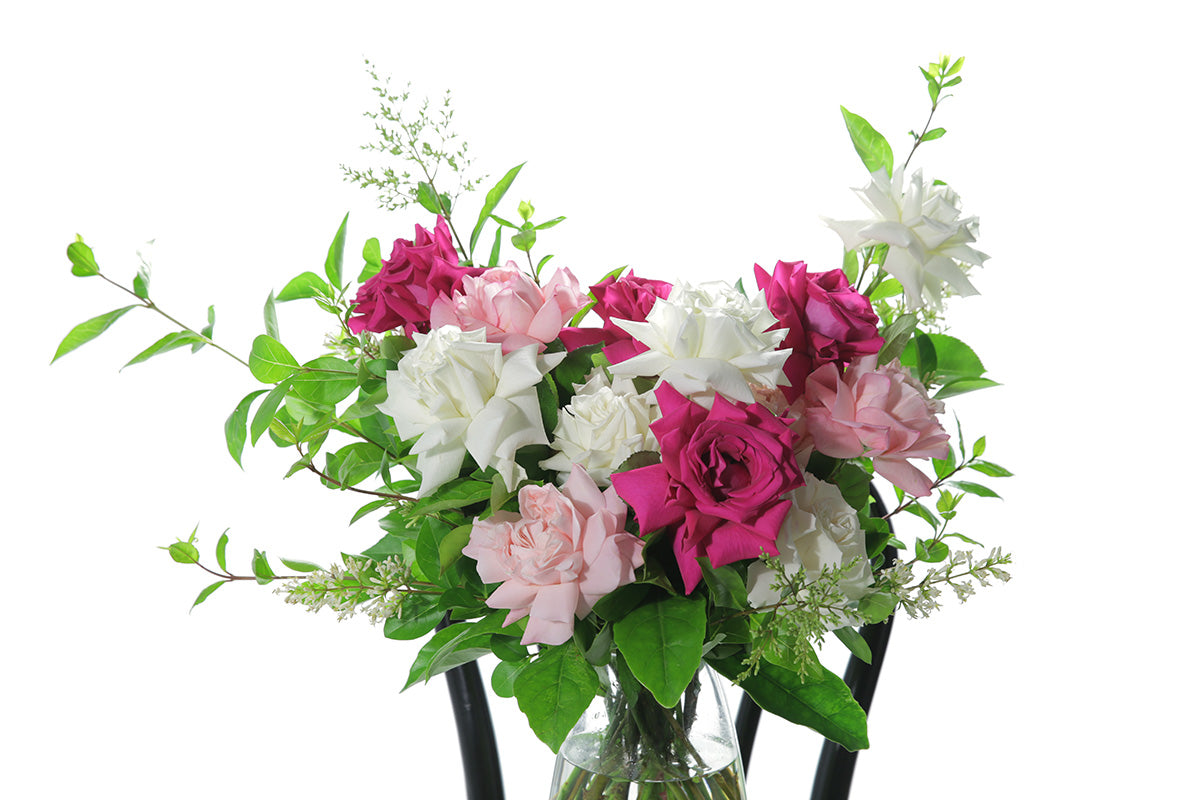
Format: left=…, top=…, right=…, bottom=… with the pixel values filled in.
left=611, top=383, right=805, bottom=593
left=803, top=356, right=950, bottom=496
left=754, top=260, right=883, bottom=403
left=462, top=464, right=643, bottom=646
left=347, top=216, right=484, bottom=336
left=559, top=272, right=673, bottom=363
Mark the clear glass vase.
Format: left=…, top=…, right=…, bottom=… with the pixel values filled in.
left=548, top=661, right=747, bottom=799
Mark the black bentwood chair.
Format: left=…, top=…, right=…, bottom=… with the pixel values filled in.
left=439, top=486, right=897, bottom=800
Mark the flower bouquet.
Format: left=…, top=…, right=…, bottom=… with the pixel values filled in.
left=54, top=55, right=1011, bottom=799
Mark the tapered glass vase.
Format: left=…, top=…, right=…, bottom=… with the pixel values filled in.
left=548, top=662, right=747, bottom=799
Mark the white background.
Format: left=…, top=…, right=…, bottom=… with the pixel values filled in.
left=4, top=2, right=1197, bottom=798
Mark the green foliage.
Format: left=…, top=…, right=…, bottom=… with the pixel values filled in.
left=708, top=654, right=869, bottom=751
left=833, top=626, right=872, bottom=665
left=514, top=643, right=599, bottom=752
left=403, top=613, right=514, bottom=691
left=224, top=389, right=268, bottom=468
left=470, top=163, right=524, bottom=260
left=51, top=305, right=139, bottom=363
left=276, top=272, right=333, bottom=302
left=67, top=239, right=100, bottom=277
left=122, top=331, right=206, bottom=369
left=325, top=213, right=349, bottom=289
left=840, top=106, right=893, bottom=177
left=613, top=595, right=706, bottom=707
left=248, top=335, right=299, bottom=383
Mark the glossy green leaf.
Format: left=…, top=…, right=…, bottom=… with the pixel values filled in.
left=403, top=613, right=509, bottom=690
left=250, top=379, right=294, bottom=445
left=166, top=541, right=200, bottom=564
left=934, top=377, right=1001, bottom=399
left=840, top=106, right=894, bottom=177
left=190, top=580, right=224, bottom=612
left=291, top=356, right=358, bottom=404
left=491, top=660, right=525, bottom=699
left=833, top=626, right=872, bottom=664
left=709, top=655, right=869, bottom=751
left=875, top=314, right=918, bottom=365
left=439, top=524, right=472, bottom=574
left=856, top=592, right=898, bottom=624
left=700, top=560, right=749, bottom=610
left=215, top=530, right=229, bottom=572
left=382, top=595, right=442, bottom=641
left=122, top=331, right=205, bottom=369
left=411, top=480, right=492, bottom=515
left=224, top=389, right=267, bottom=467
left=324, top=213, right=349, bottom=289
left=968, top=460, right=1013, bottom=478
left=248, top=335, right=299, bottom=384
left=488, top=225, right=503, bottom=267
left=359, top=237, right=383, bottom=282
left=279, top=557, right=322, bottom=573
left=251, top=549, right=275, bottom=585
left=949, top=480, right=1002, bottom=499
left=841, top=250, right=859, bottom=284
left=51, top=305, right=139, bottom=363
left=470, top=163, right=525, bottom=257
left=277, top=272, right=333, bottom=302
left=613, top=595, right=705, bottom=707
left=915, top=538, right=950, bottom=563
left=533, top=215, right=566, bottom=231
left=67, top=240, right=100, bottom=277
left=416, top=182, right=442, bottom=214
left=511, top=227, right=536, bottom=253
left=514, top=644, right=599, bottom=752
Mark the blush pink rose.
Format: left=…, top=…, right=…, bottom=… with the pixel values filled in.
left=348, top=216, right=484, bottom=336
left=429, top=262, right=589, bottom=354
left=559, top=272, right=673, bottom=363
left=754, top=260, right=884, bottom=403
left=802, top=355, right=950, bottom=496
left=462, top=464, right=643, bottom=646
left=611, top=383, right=805, bottom=594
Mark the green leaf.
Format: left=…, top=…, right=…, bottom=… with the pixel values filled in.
left=416, top=182, right=442, bottom=214
left=67, top=240, right=101, bottom=277
left=277, top=271, right=333, bottom=302
left=122, top=331, right=205, bottom=369
left=915, top=538, right=950, bottom=563
left=324, top=213, right=349, bottom=289
left=514, top=644, right=599, bottom=752
left=972, top=436, right=987, bottom=458
left=250, top=379, right=294, bottom=445
left=901, top=333, right=985, bottom=383
left=920, top=127, right=947, bottom=143
left=403, top=614, right=509, bottom=690
left=248, top=335, right=299, bottom=384
left=913, top=332, right=937, bottom=382
left=905, top=501, right=941, bottom=529
left=291, top=356, right=358, bottom=405
left=841, top=250, right=859, bottom=284
left=224, top=390, right=267, bottom=468
left=382, top=596, right=443, bottom=641
left=190, top=580, right=224, bottom=611
left=517, top=200, right=534, bottom=222
left=613, top=595, right=705, bottom=707
left=439, top=524, right=472, bottom=574
left=700, top=560, right=749, bottom=610
left=194, top=305, right=215, bottom=353
left=833, top=626, right=872, bottom=665
left=934, top=377, right=1001, bottom=399
left=536, top=376, right=559, bottom=434
left=511, top=227, right=536, bottom=253
left=533, top=215, right=566, bottom=231
left=947, top=56, right=965, bottom=76
left=709, top=655, right=869, bottom=751
left=491, top=660, right=525, bottom=699
left=51, top=305, right=139, bottom=363
left=251, top=549, right=275, bottom=585
left=832, top=462, right=871, bottom=511
left=215, top=530, right=229, bottom=572
left=875, top=313, right=918, bottom=365
left=411, top=480, right=492, bottom=515
left=263, top=291, right=280, bottom=340
left=470, top=163, right=525, bottom=258
left=856, top=592, right=898, bottom=624
left=279, top=557, right=322, bottom=573
left=840, top=106, right=894, bottom=178
left=166, top=541, right=200, bottom=564
left=349, top=498, right=390, bottom=526
left=359, top=237, right=383, bottom=283
left=133, top=263, right=150, bottom=299
left=968, top=460, right=1013, bottom=478
left=592, top=583, right=649, bottom=622
left=488, top=226, right=503, bottom=267
left=949, top=480, right=1002, bottom=499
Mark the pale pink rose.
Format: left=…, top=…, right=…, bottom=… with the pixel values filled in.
left=429, top=262, right=589, bottom=354
left=802, top=355, right=949, bottom=496
left=462, top=464, right=643, bottom=645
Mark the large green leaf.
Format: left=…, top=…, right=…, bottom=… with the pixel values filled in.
left=514, top=643, right=599, bottom=752
left=840, top=106, right=894, bottom=177
left=248, top=335, right=299, bottom=384
left=402, top=613, right=510, bottom=691
left=51, top=305, right=139, bottom=363
left=224, top=389, right=268, bottom=468
left=291, top=356, right=357, bottom=404
left=612, top=594, right=705, bottom=707
left=277, top=271, right=333, bottom=302
left=708, top=655, right=869, bottom=751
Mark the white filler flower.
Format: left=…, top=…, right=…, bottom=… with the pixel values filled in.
left=825, top=168, right=987, bottom=309
left=746, top=475, right=873, bottom=620
left=379, top=325, right=563, bottom=496
left=608, top=281, right=789, bottom=404
left=541, top=371, right=660, bottom=487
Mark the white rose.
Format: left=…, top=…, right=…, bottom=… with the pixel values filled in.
left=378, top=325, right=563, bottom=496
left=608, top=280, right=789, bottom=404
left=541, top=371, right=659, bottom=486
left=824, top=168, right=987, bottom=309
left=746, top=475, right=873, bottom=622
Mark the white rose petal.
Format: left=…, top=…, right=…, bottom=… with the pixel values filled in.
left=609, top=280, right=789, bottom=404
left=824, top=168, right=987, bottom=309
left=746, top=475, right=873, bottom=627
left=378, top=325, right=562, bottom=496
left=541, top=371, right=660, bottom=487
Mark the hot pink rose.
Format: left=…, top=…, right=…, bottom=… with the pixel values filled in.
left=347, top=217, right=484, bottom=336
left=558, top=272, right=673, bottom=363
left=754, top=260, right=883, bottom=403
left=429, top=262, right=589, bottom=354
left=462, top=465, right=643, bottom=646
left=802, top=356, right=950, bottom=496
left=611, top=383, right=805, bottom=594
